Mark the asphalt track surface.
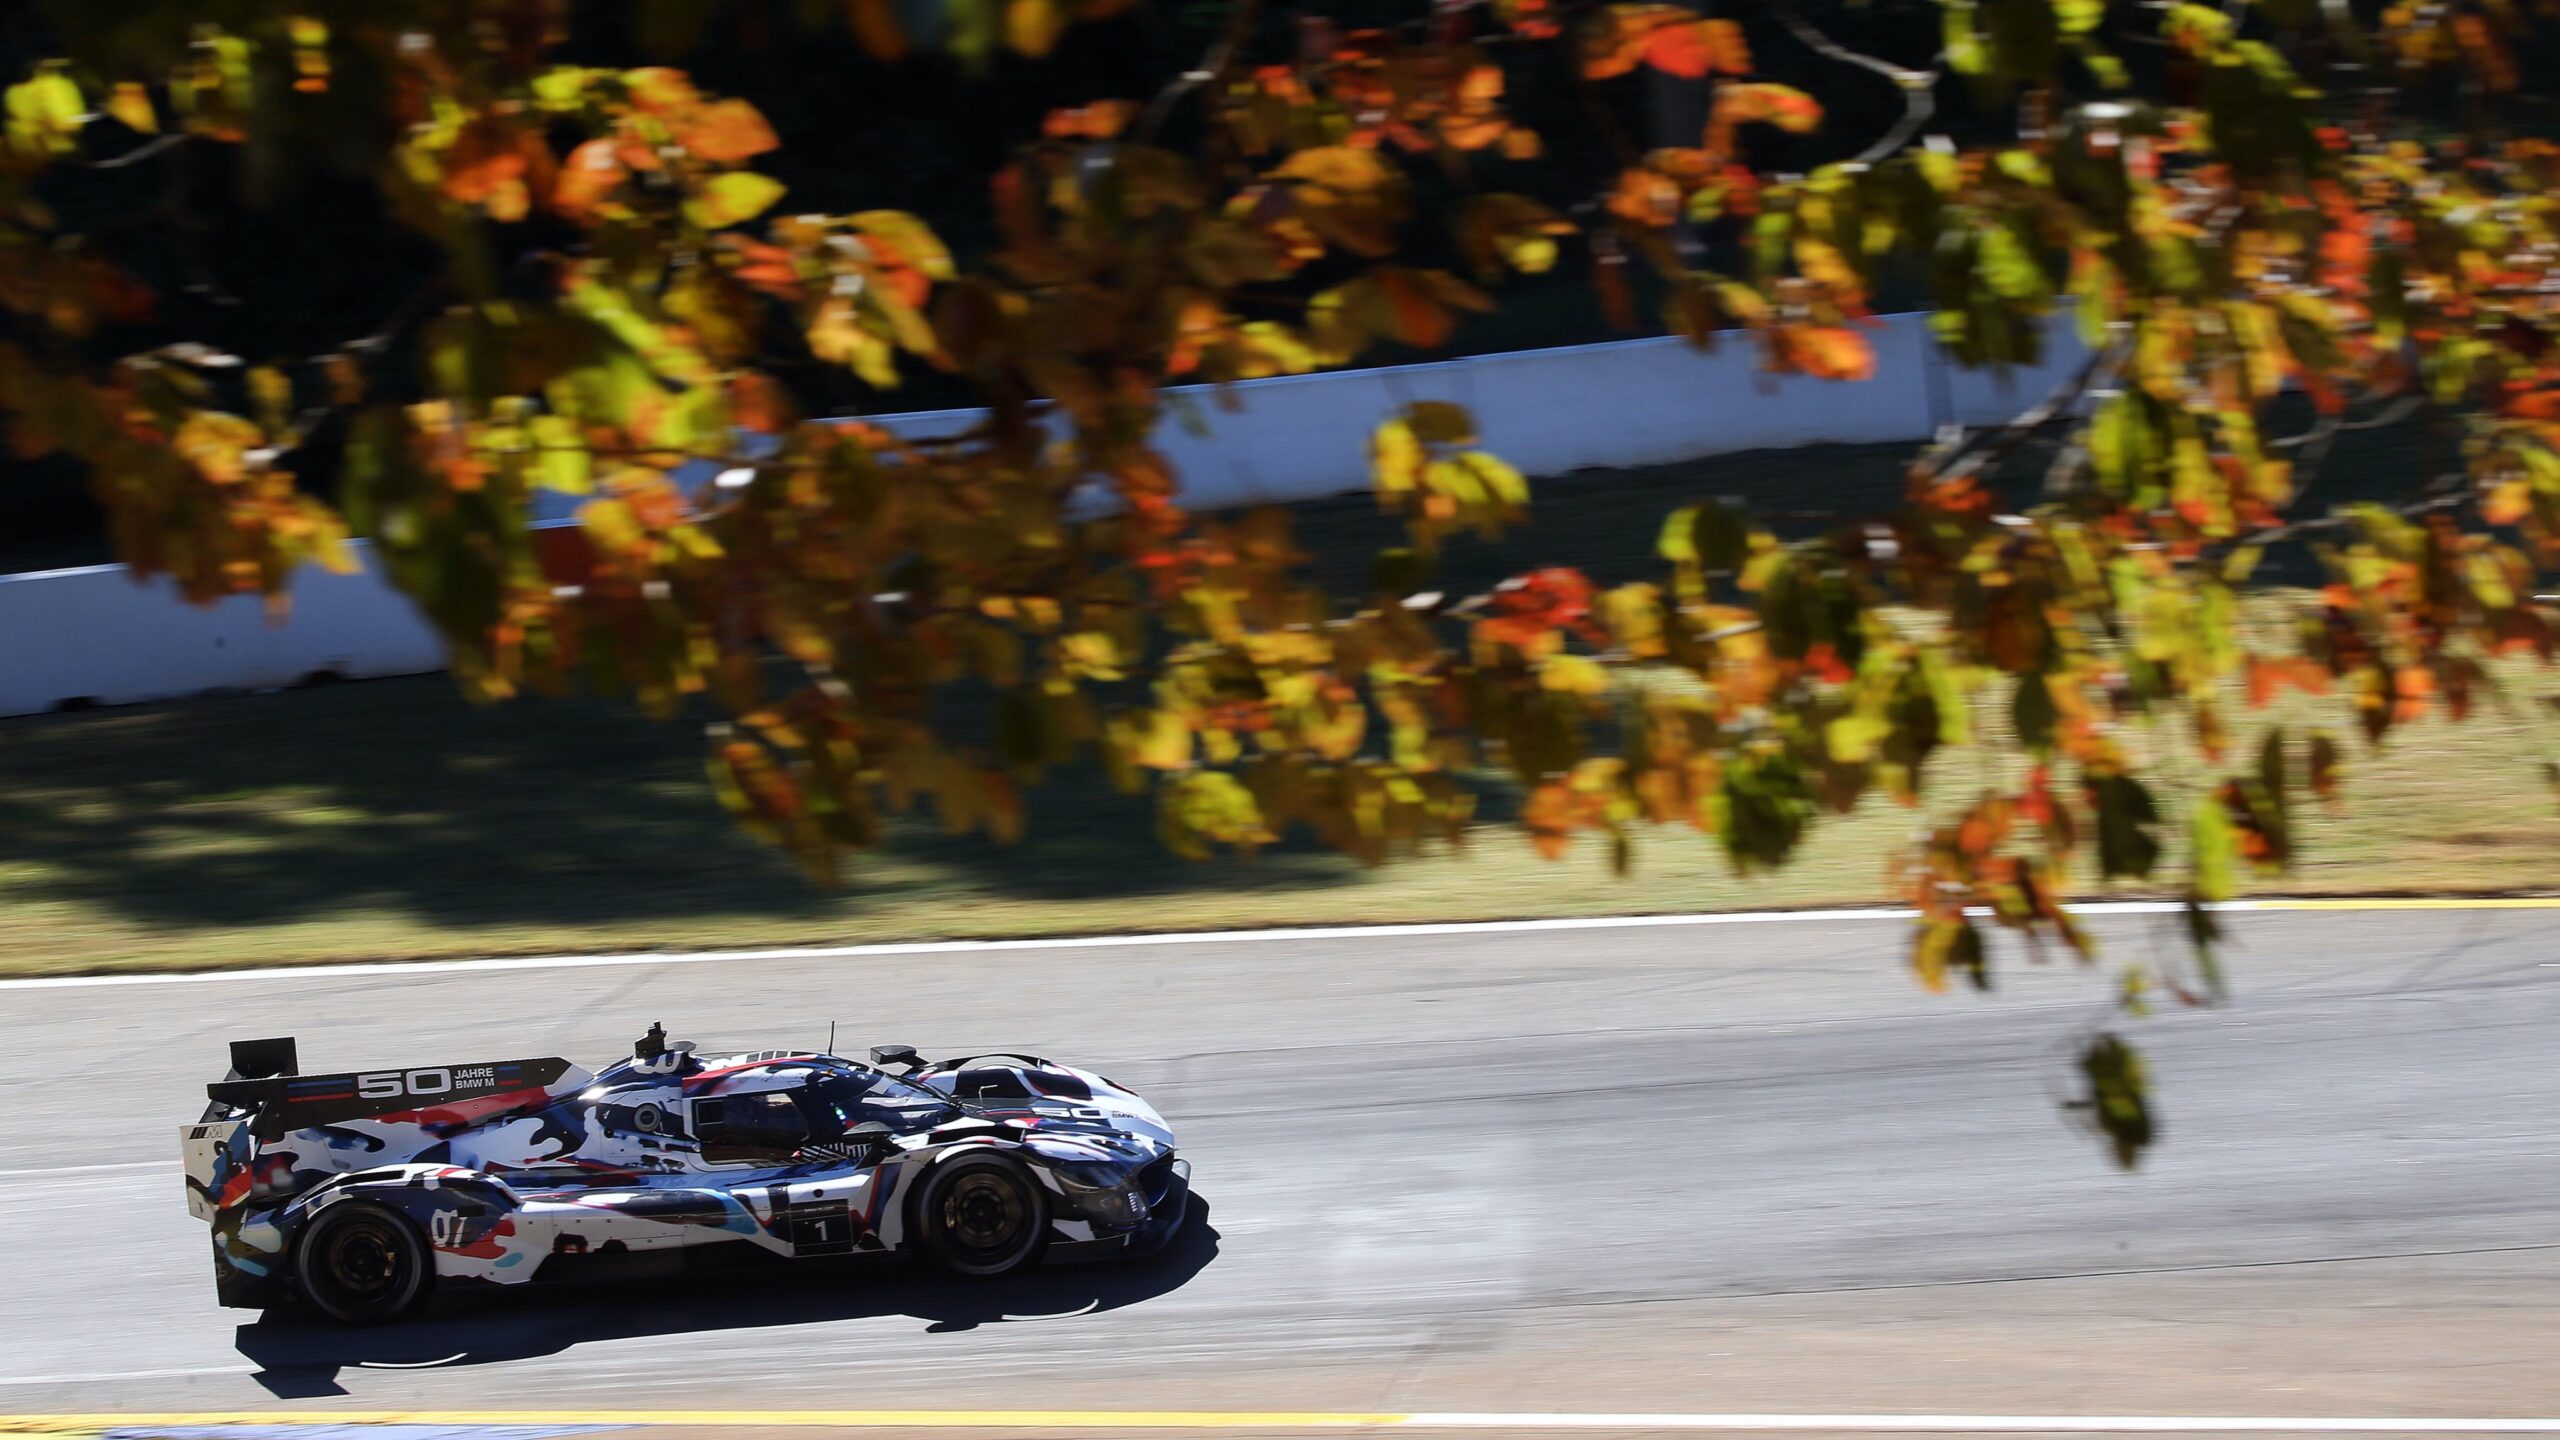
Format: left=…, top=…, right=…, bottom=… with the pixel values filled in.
left=0, top=905, right=2554, bottom=1432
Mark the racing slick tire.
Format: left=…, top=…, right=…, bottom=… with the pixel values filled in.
left=914, top=1153, right=1049, bottom=1278
left=294, top=1201, right=434, bottom=1325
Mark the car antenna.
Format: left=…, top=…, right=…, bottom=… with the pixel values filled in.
left=826, top=1020, right=838, bottom=1057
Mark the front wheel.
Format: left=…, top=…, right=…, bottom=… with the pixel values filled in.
left=914, top=1153, right=1049, bottom=1277
left=294, top=1201, right=433, bottom=1325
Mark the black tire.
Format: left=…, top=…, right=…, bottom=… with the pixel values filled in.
left=294, top=1201, right=433, bottom=1325
left=914, top=1153, right=1049, bottom=1277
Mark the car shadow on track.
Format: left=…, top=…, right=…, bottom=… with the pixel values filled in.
left=231, top=1198, right=1220, bottom=1397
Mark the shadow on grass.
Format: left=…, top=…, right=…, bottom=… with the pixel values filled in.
left=232, top=1199, right=1221, bottom=1396
left=0, top=673, right=1375, bottom=940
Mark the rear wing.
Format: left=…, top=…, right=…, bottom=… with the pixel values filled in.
left=204, top=1037, right=585, bottom=1138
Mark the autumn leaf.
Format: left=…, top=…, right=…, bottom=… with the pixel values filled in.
left=5, top=67, right=84, bottom=157
left=683, top=99, right=780, bottom=164
left=687, top=171, right=786, bottom=229
left=105, top=82, right=157, bottom=135
left=554, top=139, right=627, bottom=219
left=1643, top=22, right=1716, bottom=79
left=1371, top=417, right=1425, bottom=496
left=1710, top=82, right=1823, bottom=146
left=1005, top=0, right=1069, bottom=57
left=1046, top=100, right=1138, bottom=140
left=1700, top=18, right=1751, bottom=74
left=2075, top=1033, right=2156, bottom=1169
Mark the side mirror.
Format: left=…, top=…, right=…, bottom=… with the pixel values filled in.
left=845, top=1122, right=894, bottom=1153
left=869, top=1044, right=922, bottom=1071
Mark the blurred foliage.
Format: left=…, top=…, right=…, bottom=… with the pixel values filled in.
left=7, top=0, right=2560, bottom=1164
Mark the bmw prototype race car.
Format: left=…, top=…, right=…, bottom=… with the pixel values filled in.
left=182, top=1026, right=1188, bottom=1324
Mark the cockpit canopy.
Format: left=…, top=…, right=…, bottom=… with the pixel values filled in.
left=688, top=1059, right=958, bottom=1162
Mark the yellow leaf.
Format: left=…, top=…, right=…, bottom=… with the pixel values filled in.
left=685, top=171, right=786, bottom=229
left=1273, top=145, right=1398, bottom=194
left=1459, top=450, right=1528, bottom=505
left=1371, top=418, right=1424, bottom=496
left=808, top=298, right=899, bottom=386
left=5, top=70, right=84, bottom=157
left=1539, top=654, right=1612, bottom=695
left=172, top=412, right=261, bottom=484
left=850, top=210, right=958, bottom=280
left=1825, top=710, right=1892, bottom=763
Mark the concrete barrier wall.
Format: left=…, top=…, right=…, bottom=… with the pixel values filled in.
left=854, top=310, right=2039, bottom=511
left=0, top=546, right=448, bottom=713
left=0, top=312, right=2084, bottom=717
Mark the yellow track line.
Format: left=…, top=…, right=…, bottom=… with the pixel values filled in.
left=0, top=1417, right=1406, bottom=1432
left=2247, top=897, right=2560, bottom=910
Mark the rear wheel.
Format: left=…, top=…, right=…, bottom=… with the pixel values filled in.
left=294, top=1201, right=432, bottom=1324
left=915, top=1153, right=1048, bottom=1277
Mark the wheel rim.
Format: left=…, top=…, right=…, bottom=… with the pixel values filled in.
left=938, top=1170, right=1031, bottom=1262
left=315, top=1212, right=415, bottom=1310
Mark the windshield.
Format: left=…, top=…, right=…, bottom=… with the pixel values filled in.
left=795, top=1068, right=958, bottom=1138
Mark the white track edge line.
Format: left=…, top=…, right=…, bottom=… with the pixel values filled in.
left=2, top=897, right=2548, bottom=992
left=0, top=902, right=2182, bottom=990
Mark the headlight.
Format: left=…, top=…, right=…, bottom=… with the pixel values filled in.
left=1050, top=1161, right=1147, bottom=1225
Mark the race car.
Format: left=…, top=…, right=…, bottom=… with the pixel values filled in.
left=182, top=1025, right=1189, bottom=1324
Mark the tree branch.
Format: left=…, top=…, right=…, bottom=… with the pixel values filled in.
left=1775, top=0, right=1941, bottom=166
left=1136, top=0, right=1264, bottom=146
left=1925, top=333, right=2129, bottom=488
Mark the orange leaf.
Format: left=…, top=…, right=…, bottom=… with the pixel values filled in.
left=1044, top=100, right=1138, bottom=140
left=1377, top=270, right=1454, bottom=348
left=729, top=373, right=792, bottom=434
left=726, top=237, right=803, bottom=299
left=1700, top=18, right=1751, bottom=74
left=2484, top=478, right=2532, bottom=526
left=684, top=99, right=780, bottom=165
left=1643, top=21, right=1714, bottom=78
left=553, top=139, right=626, bottom=220
left=1713, top=82, right=1823, bottom=136
left=1781, top=324, right=1874, bottom=381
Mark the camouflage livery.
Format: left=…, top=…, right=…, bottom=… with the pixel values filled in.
left=183, top=1028, right=1187, bottom=1323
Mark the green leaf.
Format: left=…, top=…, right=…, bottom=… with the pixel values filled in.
left=2053, top=0, right=2104, bottom=36
left=2012, top=671, right=2057, bottom=752
left=2089, top=774, right=2162, bottom=879
left=2183, top=897, right=2228, bottom=1004
left=2076, top=1032, right=2155, bottom=1169
left=531, top=67, right=596, bottom=112
left=528, top=414, right=592, bottom=493
left=1943, top=0, right=1988, bottom=75
left=2190, top=793, right=2238, bottom=903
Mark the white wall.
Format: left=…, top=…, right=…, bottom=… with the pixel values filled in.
left=0, top=547, right=447, bottom=713
left=0, top=313, right=2084, bottom=717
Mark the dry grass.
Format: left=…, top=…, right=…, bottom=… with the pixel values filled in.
left=0, top=631, right=2550, bottom=979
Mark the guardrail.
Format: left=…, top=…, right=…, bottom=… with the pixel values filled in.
left=0, top=313, right=2084, bottom=718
